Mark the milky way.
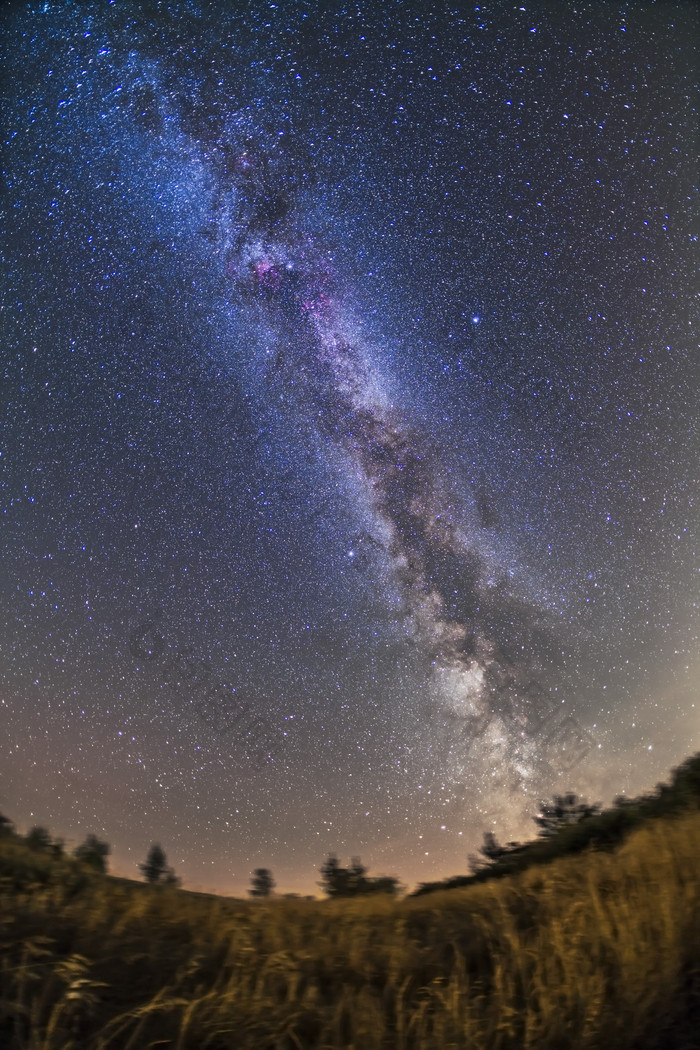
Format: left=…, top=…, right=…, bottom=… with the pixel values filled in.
left=1, top=1, right=697, bottom=894
left=211, top=130, right=586, bottom=794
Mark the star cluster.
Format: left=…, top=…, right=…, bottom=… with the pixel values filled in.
left=1, top=1, right=697, bottom=894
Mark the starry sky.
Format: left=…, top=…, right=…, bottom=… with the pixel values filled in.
left=1, top=0, right=698, bottom=896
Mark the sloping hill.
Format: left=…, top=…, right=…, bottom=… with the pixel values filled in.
left=1, top=767, right=699, bottom=1048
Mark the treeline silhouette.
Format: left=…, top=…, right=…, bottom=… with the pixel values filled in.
left=1, top=754, right=699, bottom=1048
left=2, top=752, right=700, bottom=897
left=414, top=751, right=700, bottom=895
left=319, top=855, right=402, bottom=897
left=0, top=821, right=183, bottom=892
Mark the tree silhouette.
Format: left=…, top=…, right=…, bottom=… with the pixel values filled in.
left=534, top=793, right=601, bottom=838
left=248, top=867, right=275, bottom=897
left=469, top=831, right=524, bottom=874
left=139, top=843, right=177, bottom=885
left=25, top=826, right=52, bottom=851
left=74, top=834, right=110, bottom=873
left=347, top=857, right=368, bottom=893
left=361, top=875, right=402, bottom=895
left=320, top=854, right=357, bottom=897
left=319, top=854, right=343, bottom=896
left=320, top=855, right=400, bottom=897
left=0, top=811, right=14, bottom=836
left=24, top=826, right=65, bottom=857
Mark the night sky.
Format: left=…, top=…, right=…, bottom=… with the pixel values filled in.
left=2, top=1, right=698, bottom=896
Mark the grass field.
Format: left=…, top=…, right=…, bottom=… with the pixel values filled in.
left=1, top=808, right=699, bottom=1049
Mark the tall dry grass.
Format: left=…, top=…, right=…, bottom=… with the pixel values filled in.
left=1, top=811, right=698, bottom=1048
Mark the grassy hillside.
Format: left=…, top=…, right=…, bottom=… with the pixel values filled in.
left=415, top=751, right=700, bottom=895
left=1, top=807, right=699, bottom=1049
